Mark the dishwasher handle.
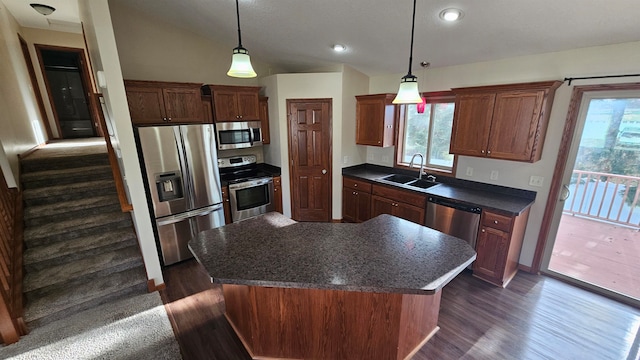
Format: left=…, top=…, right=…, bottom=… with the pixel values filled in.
left=428, top=197, right=482, bottom=214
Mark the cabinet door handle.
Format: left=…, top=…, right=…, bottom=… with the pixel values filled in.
left=494, top=220, right=498, bottom=224
left=487, top=150, right=491, bottom=155
left=168, top=117, right=172, bottom=121
left=353, top=191, right=357, bottom=195
left=482, top=229, right=486, bottom=232
left=378, top=141, right=381, bottom=144
left=322, top=169, right=327, bottom=174
left=354, top=184, right=358, bottom=187
left=481, top=150, right=485, bottom=154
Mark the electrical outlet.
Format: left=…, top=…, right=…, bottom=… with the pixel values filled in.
left=381, top=155, right=389, bottom=163
left=368, top=153, right=375, bottom=161
left=466, top=167, right=473, bottom=176
left=490, top=170, right=499, bottom=180
left=343, top=156, right=349, bottom=164
left=529, top=175, right=544, bottom=187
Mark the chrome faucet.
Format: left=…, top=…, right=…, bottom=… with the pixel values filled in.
left=427, top=174, right=437, bottom=182
left=409, top=153, right=424, bottom=180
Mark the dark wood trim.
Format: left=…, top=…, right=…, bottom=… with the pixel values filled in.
left=518, top=264, right=535, bottom=274
left=532, top=82, right=640, bottom=273
left=34, top=44, right=99, bottom=139
left=147, top=279, right=166, bottom=293
left=91, top=93, right=132, bottom=212
left=80, top=22, right=97, bottom=93
left=18, top=34, right=52, bottom=140
left=11, top=190, right=25, bottom=336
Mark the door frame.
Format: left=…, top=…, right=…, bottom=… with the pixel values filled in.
left=18, top=34, right=52, bottom=140
left=533, top=83, right=640, bottom=273
left=286, top=98, right=333, bottom=222
left=34, top=44, right=99, bottom=139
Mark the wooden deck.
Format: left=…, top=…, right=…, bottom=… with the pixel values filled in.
left=549, top=213, right=640, bottom=300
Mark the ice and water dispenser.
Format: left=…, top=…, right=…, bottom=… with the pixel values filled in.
left=155, top=171, right=184, bottom=202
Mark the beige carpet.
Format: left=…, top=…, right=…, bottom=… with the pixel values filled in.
left=0, top=292, right=182, bottom=359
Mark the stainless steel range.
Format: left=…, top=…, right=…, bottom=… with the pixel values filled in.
left=219, top=155, right=274, bottom=223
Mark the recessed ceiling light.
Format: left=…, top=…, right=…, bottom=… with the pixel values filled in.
left=439, top=8, right=463, bottom=22
left=332, top=44, right=347, bottom=52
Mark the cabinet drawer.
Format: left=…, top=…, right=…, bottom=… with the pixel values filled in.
left=482, top=211, right=513, bottom=232
left=343, top=177, right=372, bottom=193
left=372, top=184, right=426, bottom=208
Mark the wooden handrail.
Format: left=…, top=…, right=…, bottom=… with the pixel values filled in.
left=0, top=168, right=26, bottom=344
left=90, top=92, right=133, bottom=212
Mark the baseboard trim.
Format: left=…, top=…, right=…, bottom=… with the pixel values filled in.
left=332, top=219, right=342, bottom=223
left=147, top=279, right=166, bottom=292
left=518, top=264, right=536, bottom=274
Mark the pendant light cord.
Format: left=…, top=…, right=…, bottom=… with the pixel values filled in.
left=235, top=0, right=243, bottom=47
left=406, top=0, right=417, bottom=76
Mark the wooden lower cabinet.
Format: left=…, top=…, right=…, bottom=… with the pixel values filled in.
left=370, top=195, right=425, bottom=225
left=371, top=184, right=426, bottom=225
left=342, top=176, right=372, bottom=223
left=221, top=186, right=232, bottom=225
left=473, top=208, right=530, bottom=287
left=273, top=176, right=283, bottom=213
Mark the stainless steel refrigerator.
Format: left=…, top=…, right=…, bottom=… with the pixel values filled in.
left=136, top=124, right=224, bottom=265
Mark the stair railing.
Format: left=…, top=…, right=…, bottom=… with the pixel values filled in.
left=90, top=92, right=133, bottom=212
left=0, top=169, right=26, bottom=344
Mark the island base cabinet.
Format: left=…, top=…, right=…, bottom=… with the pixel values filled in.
left=222, top=284, right=441, bottom=360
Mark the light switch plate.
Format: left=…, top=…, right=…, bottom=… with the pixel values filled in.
left=490, top=170, right=499, bottom=180
left=529, top=175, right=544, bottom=187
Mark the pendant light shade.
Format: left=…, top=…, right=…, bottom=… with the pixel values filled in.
left=30, top=3, right=55, bottom=16
left=227, top=0, right=257, bottom=78
left=392, top=0, right=422, bottom=104
left=228, top=47, right=257, bottom=78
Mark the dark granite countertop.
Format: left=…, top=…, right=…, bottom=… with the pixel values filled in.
left=189, top=212, right=476, bottom=295
left=342, top=164, right=535, bottom=215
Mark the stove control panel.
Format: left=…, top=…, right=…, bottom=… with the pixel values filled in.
left=218, top=155, right=257, bottom=168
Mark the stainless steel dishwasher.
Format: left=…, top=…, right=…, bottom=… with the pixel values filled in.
left=425, top=196, right=482, bottom=249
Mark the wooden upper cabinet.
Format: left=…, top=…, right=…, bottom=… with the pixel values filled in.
left=355, top=94, right=399, bottom=147
left=259, top=96, right=270, bottom=144
left=450, top=81, right=562, bottom=162
left=203, top=85, right=261, bottom=122
left=125, top=80, right=204, bottom=125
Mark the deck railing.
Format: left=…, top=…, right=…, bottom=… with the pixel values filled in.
left=0, top=170, right=26, bottom=344
left=564, top=170, right=640, bottom=228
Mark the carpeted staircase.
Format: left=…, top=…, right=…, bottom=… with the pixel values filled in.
left=19, top=141, right=148, bottom=330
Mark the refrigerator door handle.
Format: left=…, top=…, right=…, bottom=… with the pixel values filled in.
left=175, top=126, right=195, bottom=209
left=156, top=204, right=224, bottom=226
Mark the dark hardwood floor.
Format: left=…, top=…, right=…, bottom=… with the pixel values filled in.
left=161, top=259, right=640, bottom=360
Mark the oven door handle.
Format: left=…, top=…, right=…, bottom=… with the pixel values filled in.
left=248, top=127, right=254, bottom=146
left=228, top=177, right=273, bottom=191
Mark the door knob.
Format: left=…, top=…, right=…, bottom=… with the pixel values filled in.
left=322, top=169, right=327, bottom=174
left=560, top=184, right=570, bottom=201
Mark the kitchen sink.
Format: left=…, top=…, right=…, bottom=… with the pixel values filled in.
left=379, top=174, right=416, bottom=184
left=407, top=179, right=439, bottom=189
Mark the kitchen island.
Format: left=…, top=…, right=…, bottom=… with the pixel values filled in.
left=189, top=212, right=476, bottom=360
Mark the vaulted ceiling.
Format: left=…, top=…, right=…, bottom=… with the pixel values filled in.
left=4, top=0, right=640, bottom=76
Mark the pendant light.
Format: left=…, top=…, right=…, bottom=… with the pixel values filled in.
left=227, top=0, right=257, bottom=78
left=392, top=0, right=422, bottom=104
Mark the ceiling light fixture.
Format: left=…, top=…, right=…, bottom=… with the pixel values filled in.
left=439, top=8, right=464, bottom=22
left=393, top=0, right=422, bottom=104
left=30, top=3, right=55, bottom=16
left=332, top=44, right=347, bottom=52
left=227, top=0, right=256, bottom=78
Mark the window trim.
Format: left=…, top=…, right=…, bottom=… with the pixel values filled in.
left=394, top=91, right=457, bottom=177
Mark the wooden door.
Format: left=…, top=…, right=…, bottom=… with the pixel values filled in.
left=288, top=99, right=332, bottom=222
left=394, top=202, right=425, bottom=225
left=355, top=97, right=384, bottom=146
left=259, top=97, right=270, bottom=144
left=487, top=90, right=544, bottom=161
left=212, top=90, right=239, bottom=121
left=342, top=187, right=358, bottom=222
left=371, top=195, right=394, bottom=218
left=236, top=91, right=260, bottom=120
left=449, top=93, right=495, bottom=157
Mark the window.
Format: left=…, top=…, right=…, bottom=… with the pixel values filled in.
left=396, top=92, right=456, bottom=173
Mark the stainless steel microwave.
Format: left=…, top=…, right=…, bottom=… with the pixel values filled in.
left=216, top=121, right=263, bottom=150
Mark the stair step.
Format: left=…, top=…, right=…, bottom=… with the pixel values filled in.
left=21, top=165, right=114, bottom=190
left=24, top=211, right=132, bottom=248
left=23, top=179, right=118, bottom=207
left=21, top=153, right=109, bottom=173
left=24, top=195, right=121, bottom=227
left=23, top=245, right=144, bottom=293
left=24, top=266, right=147, bottom=329
left=24, top=229, right=138, bottom=271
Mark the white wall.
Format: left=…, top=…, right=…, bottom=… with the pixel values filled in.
left=79, top=0, right=163, bottom=286
left=369, top=41, right=640, bottom=267
left=0, top=3, right=47, bottom=187
left=107, top=0, right=280, bottom=85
